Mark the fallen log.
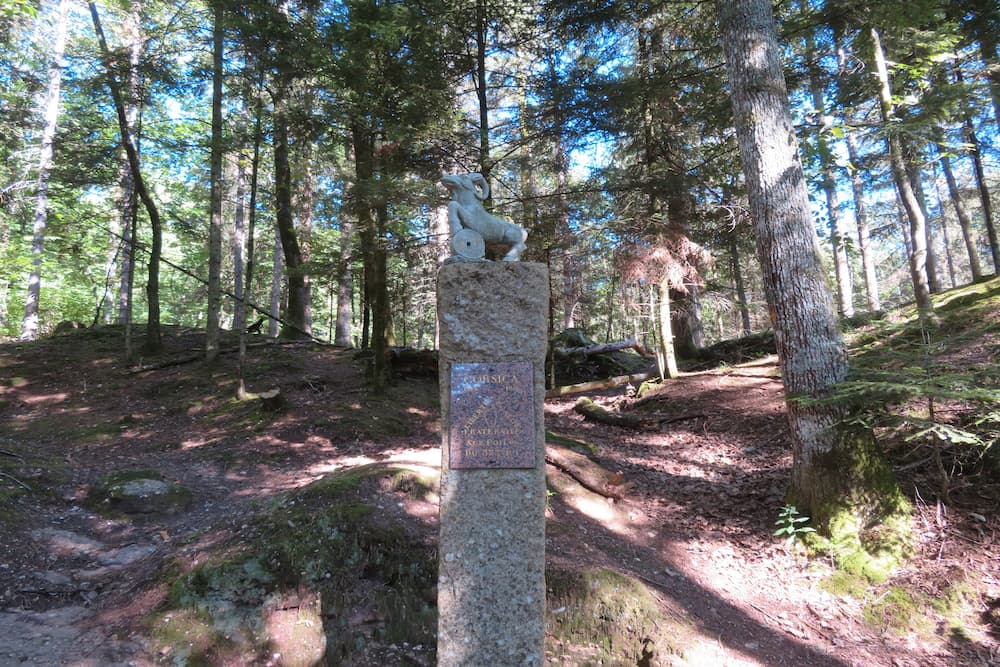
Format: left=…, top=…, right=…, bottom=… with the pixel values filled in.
left=572, top=397, right=705, bottom=429
left=554, top=338, right=654, bottom=358
left=545, top=371, right=655, bottom=398
left=544, top=441, right=627, bottom=500
left=573, top=396, right=646, bottom=428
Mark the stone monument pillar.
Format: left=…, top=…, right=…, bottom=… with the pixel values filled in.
left=437, top=261, right=548, bottom=667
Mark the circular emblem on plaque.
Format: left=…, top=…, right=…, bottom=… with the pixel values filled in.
left=451, top=228, right=485, bottom=260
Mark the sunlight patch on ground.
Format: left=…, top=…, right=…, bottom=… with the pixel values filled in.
left=306, top=455, right=376, bottom=476
left=384, top=448, right=439, bottom=467
left=16, top=392, right=70, bottom=406
left=681, top=638, right=760, bottom=666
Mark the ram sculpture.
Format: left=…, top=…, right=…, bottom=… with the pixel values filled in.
left=441, top=172, right=528, bottom=262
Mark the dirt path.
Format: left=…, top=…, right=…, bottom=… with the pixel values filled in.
left=0, top=331, right=996, bottom=666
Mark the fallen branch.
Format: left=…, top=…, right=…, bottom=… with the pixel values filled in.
left=0, top=471, right=31, bottom=491
left=0, top=449, right=25, bottom=461
left=545, top=442, right=627, bottom=500
left=128, top=341, right=284, bottom=374
left=546, top=371, right=655, bottom=398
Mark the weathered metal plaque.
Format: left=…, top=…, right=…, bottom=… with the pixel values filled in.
left=449, top=362, right=535, bottom=469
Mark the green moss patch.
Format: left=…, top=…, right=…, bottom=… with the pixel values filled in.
left=546, top=566, right=690, bottom=665
left=820, top=571, right=868, bottom=598
left=155, top=465, right=437, bottom=665
left=863, top=586, right=928, bottom=635
left=859, top=576, right=978, bottom=639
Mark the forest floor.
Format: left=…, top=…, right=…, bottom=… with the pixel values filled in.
left=0, top=291, right=998, bottom=665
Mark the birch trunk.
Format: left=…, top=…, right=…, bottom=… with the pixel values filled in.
left=20, top=0, right=68, bottom=340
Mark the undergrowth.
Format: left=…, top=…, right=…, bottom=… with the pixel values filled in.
left=838, top=278, right=1000, bottom=502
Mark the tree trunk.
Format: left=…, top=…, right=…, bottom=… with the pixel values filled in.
left=655, top=278, right=678, bottom=379
left=871, top=27, right=933, bottom=316
left=90, top=0, right=164, bottom=353
left=934, top=128, right=983, bottom=281
left=116, top=1, right=142, bottom=332
left=352, top=123, right=389, bottom=391
left=844, top=129, right=882, bottom=312
left=237, top=80, right=263, bottom=400
left=718, top=0, right=908, bottom=552
left=272, top=90, right=309, bottom=338
left=803, top=15, right=853, bottom=318
left=205, top=0, right=225, bottom=362
left=729, top=232, right=751, bottom=335
left=902, top=137, right=941, bottom=293
left=334, top=218, right=354, bottom=347
left=962, top=114, right=1000, bottom=275
left=932, top=178, right=957, bottom=289
left=232, top=149, right=248, bottom=332
left=269, top=225, right=283, bottom=338
left=294, top=136, right=314, bottom=332
left=20, top=0, right=68, bottom=341
left=475, top=0, right=490, bottom=182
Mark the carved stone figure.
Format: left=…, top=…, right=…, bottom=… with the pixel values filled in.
left=441, top=173, right=528, bottom=261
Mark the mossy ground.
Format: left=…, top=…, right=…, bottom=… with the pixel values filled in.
left=153, top=464, right=438, bottom=665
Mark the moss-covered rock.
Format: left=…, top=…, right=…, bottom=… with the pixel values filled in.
left=88, top=469, right=192, bottom=516
left=546, top=566, right=690, bottom=666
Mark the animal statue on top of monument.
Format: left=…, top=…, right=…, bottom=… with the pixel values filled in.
left=441, top=172, right=528, bottom=262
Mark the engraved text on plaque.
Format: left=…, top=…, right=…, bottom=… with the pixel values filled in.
left=449, top=362, right=534, bottom=469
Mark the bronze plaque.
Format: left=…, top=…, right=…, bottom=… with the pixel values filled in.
left=449, top=362, right=535, bottom=469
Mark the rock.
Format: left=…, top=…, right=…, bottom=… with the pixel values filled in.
left=97, top=544, right=157, bottom=567
left=88, top=470, right=192, bottom=516
left=30, top=528, right=103, bottom=556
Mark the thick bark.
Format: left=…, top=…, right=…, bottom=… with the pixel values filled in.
left=90, top=1, right=163, bottom=353
left=718, top=0, right=904, bottom=533
left=205, top=0, right=225, bottom=361
left=934, top=129, right=983, bottom=281
left=871, top=27, right=933, bottom=315
left=20, top=0, right=68, bottom=340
